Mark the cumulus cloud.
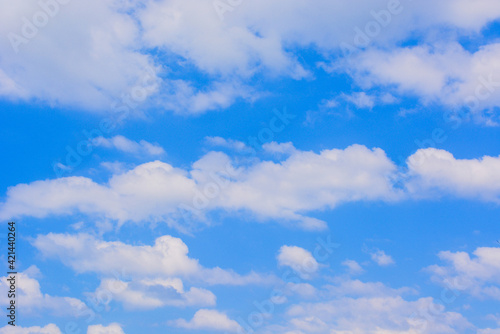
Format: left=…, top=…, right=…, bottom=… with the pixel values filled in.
left=0, top=324, right=61, bottom=334
left=205, top=136, right=250, bottom=152
left=0, top=1, right=256, bottom=113
left=257, top=278, right=472, bottom=334
left=3, top=144, right=500, bottom=231
left=0, top=0, right=160, bottom=110
left=202, top=144, right=400, bottom=230
left=87, top=324, right=124, bottom=334
left=318, top=92, right=398, bottom=117
left=2, top=0, right=500, bottom=114
left=170, top=309, right=242, bottom=333
left=262, top=142, right=297, bottom=155
left=32, top=233, right=271, bottom=286
left=343, top=92, right=376, bottom=109
left=284, top=282, right=318, bottom=299
left=479, top=329, right=500, bottom=334
left=0, top=160, right=199, bottom=230
left=272, top=296, right=472, bottom=334
left=0, top=266, right=89, bottom=318
left=94, top=278, right=216, bottom=310
left=0, top=144, right=400, bottom=231
left=371, top=249, right=396, bottom=266
left=324, top=277, right=415, bottom=298
left=342, top=259, right=364, bottom=275
left=427, top=246, right=500, bottom=300
left=139, top=0, right=309, bottom=78
left=97, top=135, right=165, bottom=156
left=31, top=233, right=272, bottom=310
left=347, top=43, right=500, bottom=118
left=277, top=245, right=319, bottom=279
left=406, top=148, right=500, bottom=202
left=159, top=80, right=256, bottom=114
left=0, top=324, right=125, bottom=334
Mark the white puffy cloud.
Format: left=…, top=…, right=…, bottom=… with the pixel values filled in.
left=0, top=0, right=160, bottom=110
left=343, top=92, right=376, bottom=109
left=0, top=0, right=257, bottom=113
left=277, top=246, right=319, bottom=279
left=0, top=266, right=88, bottom=317
left=319, top=92, right=398, bottom=116
left=479, top=329, right=500, bottom=334
left=0, top=145, right=500, bottom=232
left=371, top=249, right=396, bottom=266
left=139, top=0, right=309, bottom=79
left=32, top=233, right=271, bottom=286
left=347, top=43, right=500, bottom=117
left=212, top=144, right=400, bottom=230
left=0, top=324, right=125, bottom=334
left=342, top=259, right=364, bottom=275
left=324, top=278, right=415, bottom=299
left=2, top=0, right=500, bottom=113
left=32, top=233, right=272, bottom=310
left=0, top=160, right=199, bottom=230
left=0, top=144, right=400, bottom=231
left=158, top=80, right=256, bottom=114
left=273, top=296, right=472, bottom=334
left=3, top=144, right=500, bottom=230
left=205, top=136, right=250, bottom=152
left=97, top=135, right=165, bottom=156
left=256, top=278, right=472, bottom=334
left=427, top=246, right=500, bottom=300
left=87, top=324, right=124, bottom=334
left=434, top=0, right=500, bottom=30
left=406, top=148, right=500, bottom=202
left=486, top=314, right=500, bottom=326
left=0, top=324, right=61, bottom=334
left=262, top=142, right=297, bottom=155
left=171, top=309, right=242, bottom=333
left=94, top=278, right=216, bottom=310
left=285, top=282, right=318, bottom=299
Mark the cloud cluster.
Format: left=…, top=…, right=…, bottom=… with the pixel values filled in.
left=255, top=278, right=472, bottom=334
left=0, top=323, right=125, bottom=334
left=2, top=145, right=500, bottom=231
left=342, top=259, right=364, bottom=275
left=348, top=43, right=500, bottom=118
left=0, top=0, right=159, bottom=110
left=2, top=0, right=500, bottom=114
left=0, top=324, right=61, bottom=334
left=94, top=278, right=216, bottom=309
left=170, top=309, right=242, bottom=333
left=407, top=148, right=500, bottom=202
left=427, top=246, right=500, bottom=300
left=32, top=233, right=268, bottom=283
left=0, top=266, right=88, bottom=317
left=270, top=295, right=471, bottom=334
left=97, top=135, right=165, bottom=156
left=31, top=232, right=273, bottom=310
left=86, top=324, right=124, bottom=334
left=370, top=249, right=396, bottom=266
left=277, top=245, right=319, bottom=279
left=0, top=144, right=400, bottom=230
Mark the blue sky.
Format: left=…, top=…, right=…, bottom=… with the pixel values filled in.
left=1, top=0, right=500, bottom=333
